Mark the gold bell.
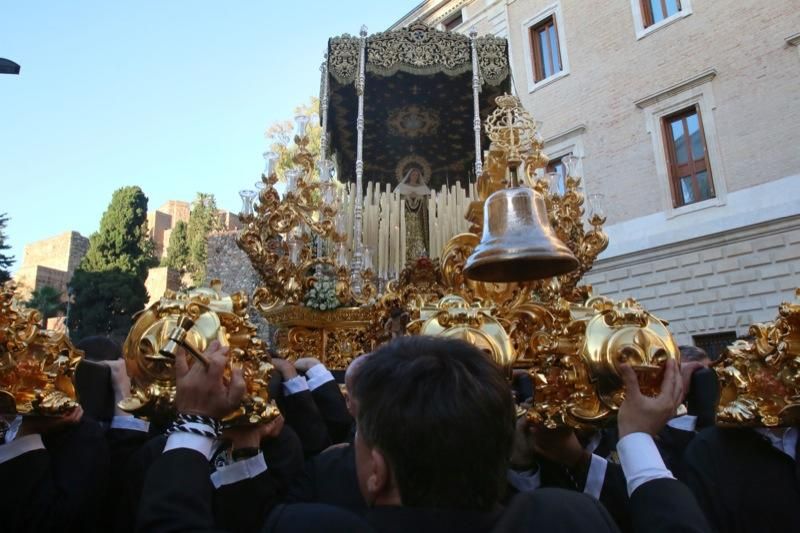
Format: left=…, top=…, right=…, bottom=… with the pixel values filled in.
left=464, top=187, right=579, bottom=282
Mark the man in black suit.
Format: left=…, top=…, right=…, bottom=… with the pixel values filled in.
left=0, top=406, right=111, bottom=533
left=137, top=336, right=711, bottom=532
left=286, top=353, right=368, bottom=513
left=681, top=425, right=800, bottom=532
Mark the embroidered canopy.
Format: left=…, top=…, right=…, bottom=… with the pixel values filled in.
left=322, top=23, right=511, bottom=190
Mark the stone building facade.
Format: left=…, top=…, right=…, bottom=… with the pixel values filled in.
left=13, top=231, right=89, bottom=298
left=147, top=200, right=242, bottom=260
left=391, top=0, right=800, bottom=353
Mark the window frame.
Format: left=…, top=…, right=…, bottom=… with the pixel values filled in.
left=442, top=10, right=463, bottom=32
left=521, top=3, right=570, bottom=93
left=662, top=105, right=714, bottom=207
left=639, top=72, right=727, bottom=218
left=630, top=0, right=692, bottom=40
left=530, top=16, right=562, bottom=83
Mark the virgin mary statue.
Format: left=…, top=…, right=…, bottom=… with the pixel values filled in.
left=395, top=167, right=431, bottom=261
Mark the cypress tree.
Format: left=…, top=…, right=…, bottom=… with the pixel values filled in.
left=0, top=213, right=14, bottom=284
left=163, top=220, right=190, bottom=272
left=187, top=193, right=220, bottom=285
left=68, top=186, right=154, bottom=340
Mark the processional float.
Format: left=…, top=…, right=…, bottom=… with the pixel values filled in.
left=1, top=24, right=797, bottom=432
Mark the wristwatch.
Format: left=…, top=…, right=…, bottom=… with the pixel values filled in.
left=231, top=447, right=261, bottom=461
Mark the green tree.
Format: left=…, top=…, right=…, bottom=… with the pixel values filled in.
left=265, top=96, right=322, bottom=181
left=26, top=286, right=65, bottom=326
left=162, top=220, right=190, bottom=272
left=80, top=186, right=156, bottom=280
left=0, top=213, right=14, bottom=284
left=69, top=186, right=153, bottom=340
left=187, top=193, right=221, bottom=284
left=67, top=269, right=147, bottom=340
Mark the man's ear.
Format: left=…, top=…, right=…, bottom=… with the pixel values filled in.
left=367, top=447, right=389, bottom=495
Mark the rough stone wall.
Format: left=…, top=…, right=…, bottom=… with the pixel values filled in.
left=14, top=231, right=89, bottom=298
left=584, top=217, right=800, bottom=345
left=205, top=231, right=271, bottom=339
left=20, top=231, right=87, bottom=274
left=147, top=210, right=173, bottom=259
left=144, top=266, right=182, bottom=306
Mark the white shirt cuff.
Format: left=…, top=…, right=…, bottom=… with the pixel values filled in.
left=305, top=363, right=335, bottom=391
left=3, top=416, right=23, bottom=443
left=617, top=432, right=674, bottom=496
left=110, top=415, right=150, bottom=433
left=282, top=375, right=309, bottom=395
left=583, top=454, right=608, bottom=499
left=0, top=434, right=45, bottom=463
left=666, top=414, right=697, bottom=432
left=163, top=426, right=215, bottom=460
left=210, top=452, right=268, bottom=488
left=506, top=467, right=542, bottom=492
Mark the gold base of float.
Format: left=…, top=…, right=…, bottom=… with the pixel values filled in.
left=265, top=305, right=379, bottom=370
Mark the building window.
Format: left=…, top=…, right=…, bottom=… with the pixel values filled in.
left=692, top=331, right=737, bottom=363
left=663, top=106, right=714, bottom=207
left=545, top=153, right=569, bottom=195
left=443, top=11, right=463, bottom=31
left=631, top=0, right=692, bottom=39
left=641, top=0, right=682, bottom=28
left=530, top=16, right=562, bottom=82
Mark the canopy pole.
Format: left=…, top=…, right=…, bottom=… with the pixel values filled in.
left=352, top=25, right=368, bottom=294
left=319, top=55, right=329, bottom=161
left=316, top=56, right=330, bottom=272
left=470, top=28, right=483, bottom=177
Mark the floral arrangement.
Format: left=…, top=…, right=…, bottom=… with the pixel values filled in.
left=304, top=276, right=340, bottom=311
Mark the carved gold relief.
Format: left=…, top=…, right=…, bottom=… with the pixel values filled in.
left=0, top=283, right=82, bottom=418
left=716, top=289, right=800, bottom=427
left=121, top=282, right=278, bottom=426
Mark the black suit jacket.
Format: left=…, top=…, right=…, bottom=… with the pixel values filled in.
left=628, top=478, right=711, bottom=533
left=535, top=456, right=630, bottom=532
left=287, top=441, right=366, bottom=514
left=494, top=488, right=619, bottom=532
left=0, top=418, right=110, bottom=533
left=681, top=426, right=800, bottom=533
left=310, top=380, right=353, bottom=445
left=277, top=389, right=330, bottom=456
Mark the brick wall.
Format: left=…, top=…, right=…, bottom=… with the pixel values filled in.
left=584, top=216, right=800, bottom=345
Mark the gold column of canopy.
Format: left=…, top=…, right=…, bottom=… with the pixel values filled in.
left=0, top=283, right=82, bottom=420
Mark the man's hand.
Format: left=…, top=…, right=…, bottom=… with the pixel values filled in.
left=294, top=357, right=321, bottom=374
left=18, top=406, right=84, bottom=438
left=271, top=357, right=299, bottom=381
left=175, top=340, right=245, bottom=420
left=618, top=359, right=682, bottom=438
left=101, top=359, right=132, bottom=415
left=223, top=415, right=285, bottom=450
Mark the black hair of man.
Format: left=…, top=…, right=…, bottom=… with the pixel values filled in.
left=76, top=335, right=123, bottom=361
left=352, top=335, right=515, bottom=511
left=678, top=345, right=711, bottom=363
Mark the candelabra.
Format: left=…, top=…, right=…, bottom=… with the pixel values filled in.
left=237, top=115, right=377, bottom=316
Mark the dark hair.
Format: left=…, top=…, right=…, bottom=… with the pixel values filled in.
left=353, top=335, right=514, bottom=510
left=679, top=345, right=710, bottom=363
left=76, top=336, right=123, bottom=362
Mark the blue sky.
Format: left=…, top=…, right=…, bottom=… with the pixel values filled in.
left=0, top=1, right=418, bottom=269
